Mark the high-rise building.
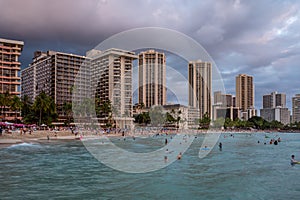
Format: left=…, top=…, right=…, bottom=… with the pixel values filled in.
left=292, top=94, right=300, bottom=123
left=0, top=38, right=24, bottom=120
left=263, top=92, right=286, bottom=108
left=214, top=91, right=233, bottom=107
left=138, top=50, right=166, bottom=108
left=188, top=60, right=212, bottom=119
left=212, top=91, right=239, bottom=121
left=260, top=91, right=290, bottom=125
left=89, top=48, right=138, bottom=129
left=21, top=50, right=89, bottom=119
left=236, top=74, right=254, bottom=111
left=260, top=108, right=290, bottom=125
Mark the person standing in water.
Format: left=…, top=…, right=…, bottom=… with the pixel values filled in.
left=219, top=142, right=222, bottom=150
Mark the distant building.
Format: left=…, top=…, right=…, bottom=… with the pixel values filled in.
left=236, top=74, right=254, bottom=111
left=263, top=92, right=286, bottom=108
left=188, top=60, right=212, bottom=119
left=138, top=50, right=166, bottom=108
left=21, top=50, right=89, bottom=119
left=89, top=48, right=138, bottom=129
left=260, top=107, right=290, bottom=125
left=187, top=106, right=200, bottom=129
left=0, top=38, right=24, bottom=121
left=162, top=104, right=189, bottom=129
left=214, top=106, right=240, bottom=121
left=214, top=91, right=233, bottom=107
left=260, top=91, right=290, bottom=125
left=212, top=91, right=239, bottom=121
left=292, top=94, right=300, bottom=123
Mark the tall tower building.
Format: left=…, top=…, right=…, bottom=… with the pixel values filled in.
left=21, top=50, right=89, bottom=118
left=260, top=91, right=290, bottom=125
left=138, top=50, right=166, bottom=108
left=214, top=91, right=233, bottom=107
left=188, top=60, right=212, bottom=119
left=236, top=74, right=254, bottom=111
left=90, top=48, right=138, bottom=129
left=0, top=38, right=24, bottom=120
left=292, top=94, right=300, bottom=123
left=263, top=92, right=286, bottom=108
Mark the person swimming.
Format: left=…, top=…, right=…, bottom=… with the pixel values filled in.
left=291, top=155, right=298, bottom=165
left=164, top=156, right=168, bottom=162
left=177, top=152, right=182, bottom=160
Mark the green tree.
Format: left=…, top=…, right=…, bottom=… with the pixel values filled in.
left=134, top=112, right=151, bottom=125
left=63, top=102, right=73, bottom=125
left=149, top=106, right=165, bottom=127
left=33, top=92, right=57, bottom=125
left=213, top=117, right=225, bottom=128
left=199, top=112, right=211, bottom=129
left=0, top=91, right=12, bottom=121
left=11, top=95, right=23, bottom=121
left=21, top=95, right=37, bottom=124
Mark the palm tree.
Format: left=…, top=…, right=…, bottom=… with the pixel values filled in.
left=63, top=102, right=72, bottom=125
left=11, top=95, right=23, bottom=121
left=21, top=95, right=36, bottom=124
left=33, top=92, right=51, bottom=125
left=0, top=91, right=12, bottom=121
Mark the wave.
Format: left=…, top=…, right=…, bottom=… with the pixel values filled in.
left=8, top=142, right=41, bottom=149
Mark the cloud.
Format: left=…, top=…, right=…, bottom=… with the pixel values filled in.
left=1, top=0, right=300, bottom=110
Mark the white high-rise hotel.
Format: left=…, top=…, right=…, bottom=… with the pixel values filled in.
left=138, top=50, right=166, bottom=108
left=188, top=60, right=212, bottom=119
left=89, top=48, right=138, bottom=129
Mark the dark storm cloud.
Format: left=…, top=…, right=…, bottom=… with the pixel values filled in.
left=1, top=0, right=300, bottom=109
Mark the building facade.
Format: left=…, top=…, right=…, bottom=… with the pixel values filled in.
left=292, top=94, right=300, bottom=123
left=260, top=107, right=290, bottom=125
left=214, top=91, right=233, bottom=107
left=89, top=48, right=138, bottom=129
left=0, top=38, right=24, bottom=121
left=263, top=92, right=286, bottom=108
left=21, top=50, right=89, bottom=119
left=162, top=104, right=189, bottom=129
left=236, top=74, right=254, bottom=111
left=260, top=91, right=290, bottom=125
left=188, top=60, right=212, bottom=119
left=138, top=50, right=166, bottom=108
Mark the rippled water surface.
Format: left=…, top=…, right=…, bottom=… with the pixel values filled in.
left=1, top=132, right=300, bottom=200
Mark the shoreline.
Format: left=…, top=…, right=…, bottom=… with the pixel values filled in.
left=1, top=129, right=300, bottom=149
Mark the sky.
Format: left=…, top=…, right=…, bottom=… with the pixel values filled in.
left=1, top=0, right=300, bottom=111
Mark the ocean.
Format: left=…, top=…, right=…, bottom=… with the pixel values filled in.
left=1, top=132, right=300, bottom=200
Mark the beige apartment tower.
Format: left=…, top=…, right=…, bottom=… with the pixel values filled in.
left=90, top=48, right=138, bottom=129
left=138, top=50, right=166, bottom=108
left=236, top=74, right=254, bottom=111
left=0, top=38, right=24, bottom=120
left=188, top=60, right=212, bottom=119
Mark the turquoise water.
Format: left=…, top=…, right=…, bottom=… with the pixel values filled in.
left=1, top=132, right=300, bottom=200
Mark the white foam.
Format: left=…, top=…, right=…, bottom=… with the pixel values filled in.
left=8, top=142, right=40, bottom=148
